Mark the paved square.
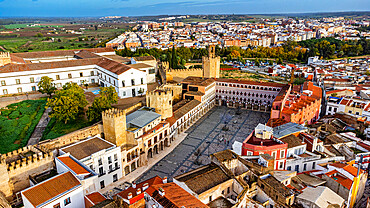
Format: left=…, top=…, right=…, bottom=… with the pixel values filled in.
left=137, top=106, right=270, bottom=182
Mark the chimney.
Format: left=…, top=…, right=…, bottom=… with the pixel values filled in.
left=142, top=183, right=149, bottom=191
left=132, top=182, right=136, bottom=188
left=158, top=187, right=165, bottom=196
left=127, top=193, right=132, bottom=199
left=137, top=188, right=142, bottom=195
left=163, top=176, right=168, bottom=184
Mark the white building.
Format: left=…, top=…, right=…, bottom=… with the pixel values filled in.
left=21, top=171, right=84, bottom=208
left=0, top=48, right=149, bottom=98
left=60, top=136, right=122, bottom=190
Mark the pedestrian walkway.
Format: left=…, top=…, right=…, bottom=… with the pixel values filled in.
left=101, top=131, right=189, bottom=195
left=27, top=108, right=52, bottom=146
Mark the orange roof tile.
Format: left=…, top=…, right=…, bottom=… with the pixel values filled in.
left=325, top=170, right=353, bottom=190
left=58, top=156, right=90, bottom=175
left=22, top=172, right=81, bottom=207
left=85, top=192, right=106, bottom=205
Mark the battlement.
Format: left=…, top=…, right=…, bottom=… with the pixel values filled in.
left=0, top=145, right=42, bottom=162
left=102, top=108, right=126, bottom=118
left=6, top=151, right=53, bottom=173
left=148, top=87, right=173, bottom=96
left=167, top=68, right=203, bottom=73
left=0, top=52, right=10, bottom=58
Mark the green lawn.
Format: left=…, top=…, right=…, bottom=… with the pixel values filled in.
left=0, top=99, right=46, bottom=153
left=41, top=116, right=93, bottom=141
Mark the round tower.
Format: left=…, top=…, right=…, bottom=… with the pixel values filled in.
left=146, top=88, right=173, bottom=119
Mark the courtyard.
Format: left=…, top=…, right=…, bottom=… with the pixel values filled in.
left=137, top=106, right=270, bottom=182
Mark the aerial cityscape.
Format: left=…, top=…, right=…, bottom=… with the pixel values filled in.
left=0, top=1, right=369, bottom=208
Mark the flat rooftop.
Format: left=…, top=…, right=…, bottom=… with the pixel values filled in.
left=273, top=122, right=307, bottom=139
left=61, top=137, right=115, bottom=160
left=126, top=107, right=161, bottom=132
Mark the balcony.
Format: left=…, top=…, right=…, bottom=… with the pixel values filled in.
left=98, top=171, right=106, bottom=177
left=108, top=166, right=120, bottom=174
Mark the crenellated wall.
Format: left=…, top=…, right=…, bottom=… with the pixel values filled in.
left=166, top=68, right=203, bottom=82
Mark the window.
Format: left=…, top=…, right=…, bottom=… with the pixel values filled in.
left=99, top=167, right=104, bottom=175
left=348, top=110, right=352, bottom=114
left=131, top=79, right=135, bottom=86
left=303, top=164, right=307, bottom=171
left=53, top=203, right=61, bottom=208
left=109, top=165, right=112, bottom=172
left=80, top=72, right=83, bottom=77
left=113, top=174, right=118, bottom=182
left=1, top=80, right=5, bottom=86
left=334, top=108, right=337, bottom=112
left=279, top=161, right=284, bottom=169
left=141, top=78, right=143, bottom=84
left=149, top=68, right=155, bottom=74
left=91, top=79, right=95, bottom=83
left=114, top=154, right=117, bottom=161
left=90, top=165, right=94, bottom=170
left=64, top=197, right=71, bottom=206
left=100, top=180, right=105, bottom=189
left=3, top=89, right=7, bottom=95
left=109, top=77, right=111, bottom=83
left=32, top=86, right=36, bottom=91
left=17, top=87, right=22, bottom=93
left=90, top=71, right=94, bottom=76
left=356, top=112, right=360, bottom=115
left=15, top=79, right=20, bottom=84
left=30, top=77, right=34, bottom=83
left=68, top=74, right=72, bottom=79
left=287, top=166, right=291, bottom=171
left=115, top=162, right=118, bottom=169
left=122, top=91, right=126, bottom=96
left=312, top=162, right=316, bottom=169
left=209, top=196, right=212, bottom=202
left=247, top=151, right=253, bottom=156
left=227, top=187, right=230, bottom=194
left=295, top=165, right=299, bottom=172
left=56, top=75, right=60, bottom=80
left=98, top=159, right=102, bottom=166
left=122, top=81, right=125, bottom=87
left=280, top=150, right=285, bottom=158
left=108, top=156, right=112, bottom=164
left=329, top=106, right=332, bottom=111
left=272, top=151, right=276, bottom=159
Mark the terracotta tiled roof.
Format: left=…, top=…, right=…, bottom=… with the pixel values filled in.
left=96, top=58, right=133, bottom=75
left=133, top=56, right=156, bottom=61
left=12, top=48, right=114, bottom=59
left=57, top=156, right=90, bottom=175
left=22, top=172, right=81, bottom=207
left=151, top=183, right=209, bottom=208
left=116, top=176, right=163, bottom=199
left=174, top=163, right=231, bottom=195
left=85, top=192, right=106, bottom=205
left=325, top=170, right=353, bottom=190
left=74, top=50, right=101, bottom=59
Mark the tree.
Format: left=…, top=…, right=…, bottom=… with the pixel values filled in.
left=37, top=76, right=56, bottom=98
left=81, top=80, right=89, bottom=89
left=46, top=83, right=88, bottom=124
left=230, top=50, right=241, bottom=59
left=87, top=86, right=118, bottom=122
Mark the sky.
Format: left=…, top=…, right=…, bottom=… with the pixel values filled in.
left=0, top=0, right=369, bottom=17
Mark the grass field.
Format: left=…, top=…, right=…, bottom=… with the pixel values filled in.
left=0, top=99, right=46, bottom=153
left=3, top=24, right=64, bottom=29
left=41, top=116, right=93, bottom=141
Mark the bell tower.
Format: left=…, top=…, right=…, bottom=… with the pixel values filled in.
left=202, top=45, right=220, bottom=78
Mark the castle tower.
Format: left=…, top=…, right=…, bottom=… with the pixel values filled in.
left=102, top=108, right=127, bottom=147
left=0, top=52, right=11, bottom=67
left=146, top=88, right=173, bottom=119
left=202, top=45, right=220, bottom=78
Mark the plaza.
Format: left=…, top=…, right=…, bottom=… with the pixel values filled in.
left=137, top=106, right=270, bottom=182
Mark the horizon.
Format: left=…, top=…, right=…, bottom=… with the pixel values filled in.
left=0, top=0, right=369, bottom=18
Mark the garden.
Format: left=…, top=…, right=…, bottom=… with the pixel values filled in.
left=0, top=99, right=46, bottom=153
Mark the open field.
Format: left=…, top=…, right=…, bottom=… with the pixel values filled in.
left=0, top=99, right=46, bottom=153
left=0, top=22, right=135, bottom=52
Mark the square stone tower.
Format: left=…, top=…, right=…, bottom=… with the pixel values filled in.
left=146, top=88, right=173, bottom=119
left=202, top=45, right=220, bottom=78
left=102, top=108, right=127, bottom=147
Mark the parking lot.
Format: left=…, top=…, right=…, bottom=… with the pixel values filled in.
left=137, top=106, right=270, bottom=183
